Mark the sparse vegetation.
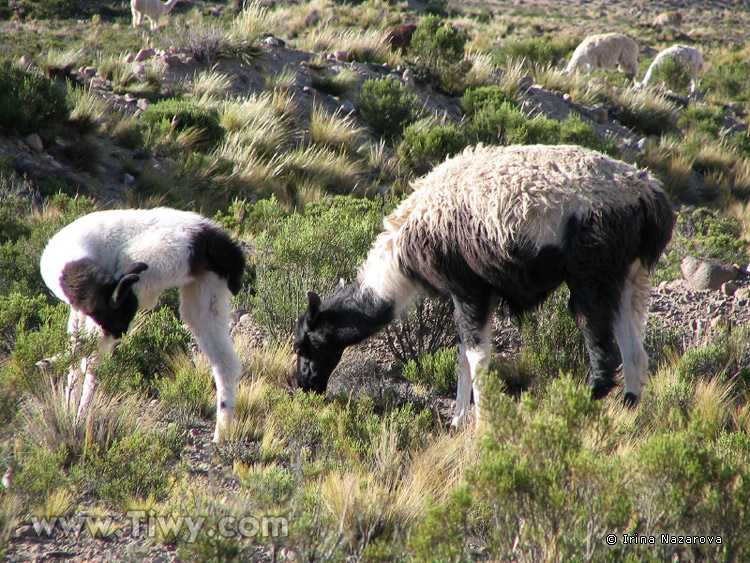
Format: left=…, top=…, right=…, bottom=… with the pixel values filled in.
left=2, top=0, right=750, bottom=560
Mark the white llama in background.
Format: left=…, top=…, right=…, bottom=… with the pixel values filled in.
left=131, top=0, right=180, bottom=30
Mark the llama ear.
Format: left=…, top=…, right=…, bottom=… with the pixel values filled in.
left=306, top=291, right=321, bottom=325
left=111, top=262, right=147, bottom=308
left=124, top=262, right=148, bottom=276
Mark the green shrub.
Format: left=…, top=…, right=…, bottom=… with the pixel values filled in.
left=678, top=103, right=725, bottom=136
left=96, top=307, right=192, bottom=396
left=356, top=78, right=421, bottom=138
left=0, top=61, right=69, bottom=136
left=141, top=99, right=225, bottom=151
left=411, top=15, right=467, bottom=65
left=3, top=0, right=79, bottom=19
left=311, top=68, right=359, bottom=97
left=249, top=195, right=393, bottom=340
left=461, top=85, right=514, bottom=115
left=402, top=347, right=457, bottom=396
left=702, top=62, right=750, bottom=102
left=495, top=36, right=578, bottom=67
left=73, top=426, right=183, bottom=503
left=409, top=15, right=470, bottom=96
left=465, top=101, right=527, bottom=145
left=397, top=121, right=467, bottom=174
left=518, top=287, right=588, bottom=386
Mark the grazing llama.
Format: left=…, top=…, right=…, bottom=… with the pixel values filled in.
left=639, top=45, right=704, bottom=94
left=295, top=145, right=674, bottom=428
left=38, top=207, right=245, bottom=443
left=565, top=33, right=639, bottom=77
left=131, top=0, right=180, bottom=31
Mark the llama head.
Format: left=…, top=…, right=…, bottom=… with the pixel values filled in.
left=61, top=259, right=148, bottom=338
left=294, top=290, right=345, bottom=393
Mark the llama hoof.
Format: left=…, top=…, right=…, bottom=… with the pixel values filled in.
left=623, top=392, right=639, bottom=407
left=589, top=380, right=617, bottom=400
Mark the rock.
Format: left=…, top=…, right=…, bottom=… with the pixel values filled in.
left=14, top=155, right=35, bottom=174
left=519, top=75, right=534, bottom=92
left=586, top=105, right=608, bottom=124
left=333, top=50, right=348, bottom=62
left=123, top=173, right=136, bottom=185
left=123, top=52, right=134, bottom=63
left=722, top=281, right=739, bottom=296
left=262, top=35, right=285, bottom=48
left=163, top=54, right=184, bottom=67
left=23, top=133, right=43, bottom=153
left=681, top=256, right=739, bottom=291
left=734, top=287, right=750, bottom=301
left=137, top=98, right=150, bottom=111
left=327, top=349, right=432, bottom=410
left=134, top=48, right=154, bottom=62
left=402, top=68, right=415, bottom=88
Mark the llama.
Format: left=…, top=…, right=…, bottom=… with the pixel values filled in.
left=564, top=33, right=639, bottom=77
left=295, top=145, right=674, bottom=428
left=38, top=207, right=245, bottom=443
left=639, top=45, right=703, bottom=94
left=651, top=11, right=683, bottom=28
left=131, top=0, right=180, bottom=31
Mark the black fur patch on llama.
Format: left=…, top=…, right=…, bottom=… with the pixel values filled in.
left=60, top=259, right=142, bottom=337
left=189, top=226, right=246, bottom=295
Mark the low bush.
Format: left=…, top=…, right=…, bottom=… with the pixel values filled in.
left=461, top=85, right=514, bottom=115
left=141, top=99, right=225, bottom=152
left=494, top=35, right=579, bottom=67
left=402, top=347, right=457, bottom=396
left=0, top=61, right=69, bottom=136
left=397, top=120, right=468, bottom=174
left=356, top=78, right=421, bottom=138
left=248, top=195, right=394, bottom=341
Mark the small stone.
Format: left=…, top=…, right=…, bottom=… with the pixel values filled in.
left=123, top=53, right=134, bottom=63
left=262, top=35, right=285, bottom=48
left=681, top=256, right=739, bottom=291
left=587, top=105, right=608, bottom=124
left=123, top=93, right=137, bottom=103
left=734, top=287, right=750, bottom=301
left=23, top=133, right=43, bottom=153
left=136, top=98, right=150, bottom=111
left=134, top=48, right=154, bottom=62
left=333, top=50, right=348, bottom=62
left=722, top=281, right=739, bottom=296
left=163, top=54, right=183, bottom=67
left=124, top=173, right=136, bottom=184
left=402, top=68, right=415, bottom=87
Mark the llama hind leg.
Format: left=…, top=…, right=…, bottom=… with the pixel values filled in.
left=569, top=286, right=621, bottom=400
left=613, top=261, right=650, bottom=405
left=180, top=273, right=241, bottom=443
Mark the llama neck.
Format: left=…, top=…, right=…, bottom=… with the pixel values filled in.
left=357, top=230, right=419, bottom=316
left=323, top=282, right=397, bottom=347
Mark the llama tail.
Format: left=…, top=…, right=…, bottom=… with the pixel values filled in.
left=638, top=188, right=675, bottom=271
left=193, top=227, right=246, bottom=295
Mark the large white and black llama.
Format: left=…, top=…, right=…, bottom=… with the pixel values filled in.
left=39, top=207, right=245, bottom=442
left=295, top=144, right=675, bottom=428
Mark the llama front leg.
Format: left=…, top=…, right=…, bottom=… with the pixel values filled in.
left=450, top=345, right=471, bottom=428
left=453, top=297, right=493, bottom=430
left=180, top=274, right=241, bottom=443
